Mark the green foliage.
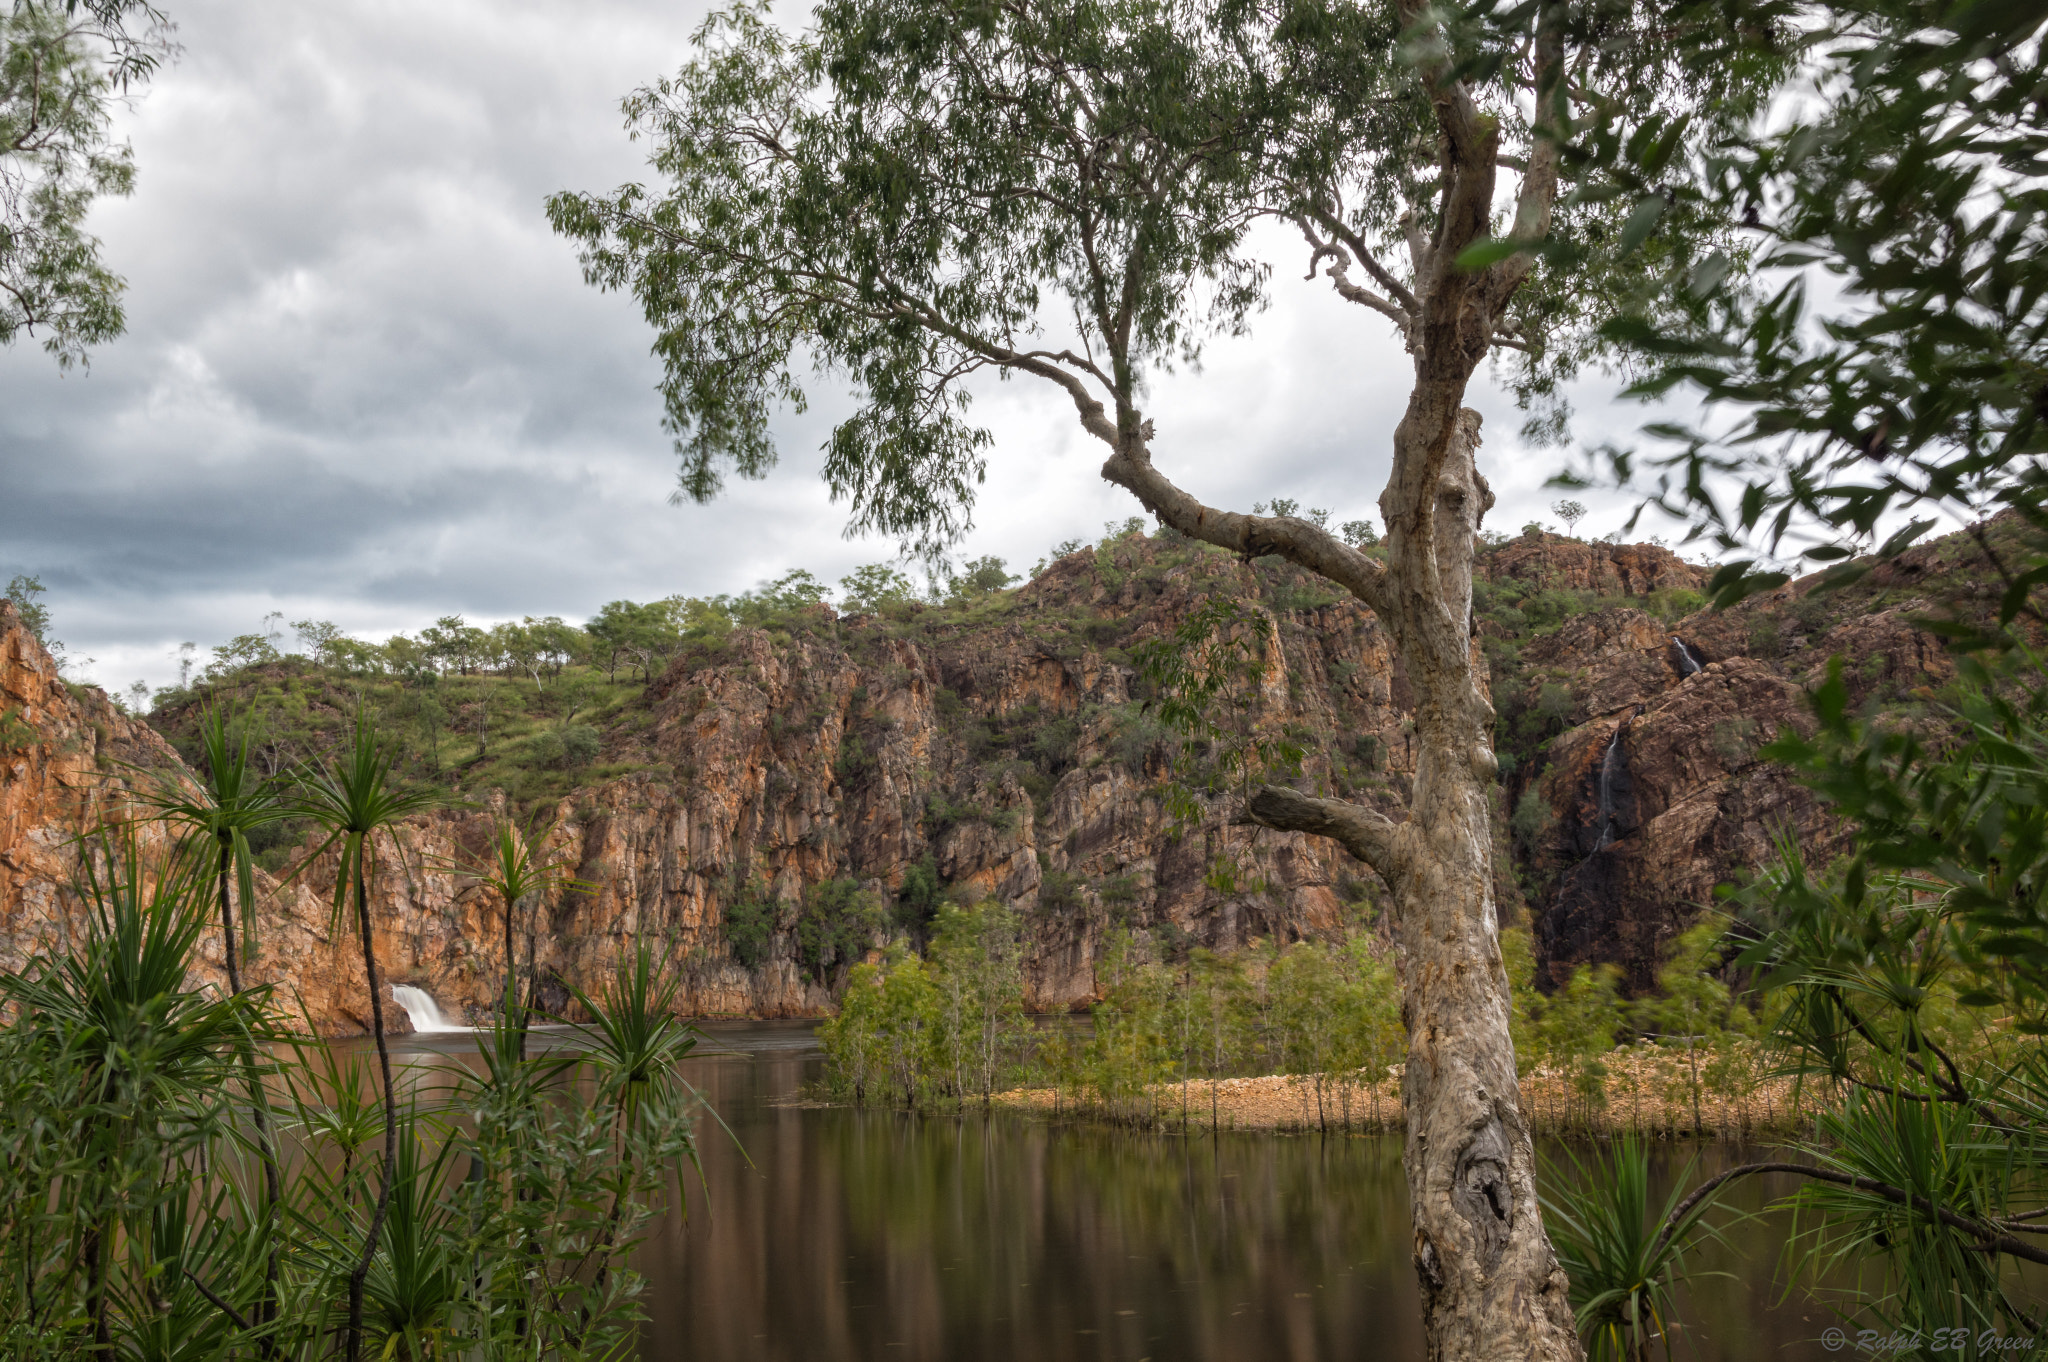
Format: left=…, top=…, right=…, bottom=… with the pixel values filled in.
left=1764, top=648, right=2048, bottom=1028
left=1709, top=716, right=1758, bottom=766
left=545, top=0, right=1281, bottom=554
left=0, top=828, right=700, bottom=1361
left=1644, top=587, right=1705, bottom=621
left=0, top=704, right=38, bottom=752
left=1510, top=788, right=1556, bottom=856
left=1133, top=597, right=1304, bottom=827
left=927, top=900, right=1031, bottom=1102
left=1264, top=937, right=1404, bottom=1132
left=937, top=554, right=1021, bottom=605
left=839, top=561, right=918, bottom=614
left=1531, top=962, right=1629, bottom=1127
left=4, top=572, right=52, bottom=644
left=562, top=943, right=705, bottom=1144
left=894, top=855, right=943, bottom=933
left=818, top=947, right=941, bottom=1107
left=1543, top=1137, right=1729, bottom=1362
left=1577, top=1, right=2048, bottom=604
left=723, top=879, right=779, bottom=970
left=794, top=877, right=886, bottom=986
left=585, top=596, right=689, bottom=681
left=132, top=704, right=295, bottom=990
left=0, top=3, right=167, bottom=365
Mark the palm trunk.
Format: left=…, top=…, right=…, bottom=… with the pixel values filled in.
left=504, top=893, right=520, bottom=1041
left=217, top=841, right=241, bottom=996
left=216, top=837, right=284, bottom=1351
left=346, top=850, right=400, bottom=1362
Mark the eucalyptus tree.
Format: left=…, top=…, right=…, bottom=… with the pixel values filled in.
left=292, top=710, right=444, bottom=1362
left=0, top=0, right=171, bottom=364
left=549, top=0, right=1768, bottom=1352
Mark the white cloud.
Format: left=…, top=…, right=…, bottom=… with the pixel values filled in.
left=0, top=0, right=1693, bottom=695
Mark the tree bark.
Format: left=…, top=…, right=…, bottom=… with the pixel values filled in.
left=1251, top=406, right=1578, bottom=1360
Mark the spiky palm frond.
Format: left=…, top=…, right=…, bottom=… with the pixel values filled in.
left=289, top=707, right=447, bottom=938
left=1542, top=1136, right=1733, bottom=1362
left=559, top=944, right=712, bottom=1182
left=127, top=704, right=298, bottom=983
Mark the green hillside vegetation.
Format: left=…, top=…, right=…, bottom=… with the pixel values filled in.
left=131, top=518, right=1380, bottom=831
left=124, top=513, right=2007, bottom=902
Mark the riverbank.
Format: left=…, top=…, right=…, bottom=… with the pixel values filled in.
left=994, top=1044, right=1818, bottom=1137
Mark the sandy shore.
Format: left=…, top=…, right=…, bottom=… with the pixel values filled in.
left=994, top=1046, right=1818, bottom=1138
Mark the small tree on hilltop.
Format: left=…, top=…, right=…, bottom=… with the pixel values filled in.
left=1551, top=499, right=1587, bottom=535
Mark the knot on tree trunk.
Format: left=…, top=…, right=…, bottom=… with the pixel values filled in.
left=1451, top=1118, right=1514, bottom=1274
left=1414, top=1228, right=1444, bottom=1295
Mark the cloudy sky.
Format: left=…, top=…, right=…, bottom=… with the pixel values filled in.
left=0, top=0, right=1673, bottom=696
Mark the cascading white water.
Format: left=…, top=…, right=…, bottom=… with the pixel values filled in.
left=1671, top=636, right=1704, bottom=677
left=1594, top=724, right=1625, bottom=849
left=391, top=985, right=460, bottom=1032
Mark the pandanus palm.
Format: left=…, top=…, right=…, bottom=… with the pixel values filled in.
left=130, top=706, right=297, bottom=1336
left=134, top=705, right=295, bottom=996
left=292, top=709, right=443, bottom=1362
left=0, top=840, right=274, bottom=1356
left=458, top=818, right=587, bottom=1059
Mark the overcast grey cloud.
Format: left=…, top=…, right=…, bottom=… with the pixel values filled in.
left=0, top=0, right=1666, bottom=697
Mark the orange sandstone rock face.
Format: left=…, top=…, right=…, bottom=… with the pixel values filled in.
left=0, top=530, right=1972, bottom=1028
left=0, top=600, right=190, bottom=968
left=1481, top=529, right=1708, bottom=599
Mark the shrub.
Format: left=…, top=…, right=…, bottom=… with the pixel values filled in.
left=795, top=878, right=886, bottom=986
left=724, top=881, right=780, bottom=969
left=559, top=723, right=601, bottom=768
left=1512, top=788, right=1557, bottom=853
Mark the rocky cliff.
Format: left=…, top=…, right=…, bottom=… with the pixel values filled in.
left=0, top=526, right=1990, bottom=1029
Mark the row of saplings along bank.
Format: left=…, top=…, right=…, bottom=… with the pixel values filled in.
left=0, top=710, right=702, bottom=1362
left=822, top=908, right=1848, bottom=1139
left=819, top=867, right=2048, bottom=1357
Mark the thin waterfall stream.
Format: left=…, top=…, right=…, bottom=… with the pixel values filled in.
left=1594, top=721, right=1626, bottom=849
left=1671, top=636, right=1705, bottom=676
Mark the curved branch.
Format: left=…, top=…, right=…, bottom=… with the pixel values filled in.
left=184, top=1270, right=252, bottom=1332
left=1099, top=439, right=1395, bottom=617
left=1650, top=1162, right=2048, bottom=1267
left=1324, top=260, right=1413, bottom=333
left=1299, top=205, right=1420, bottom=318
left=1245, top=784, right=1409, bottom=885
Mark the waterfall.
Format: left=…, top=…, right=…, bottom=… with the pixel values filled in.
left=1594, top=723, right=1625, bottom=850
left=391, top=985, right=460, bottom=1032
left=1671, top=636, right=1704, bottom=677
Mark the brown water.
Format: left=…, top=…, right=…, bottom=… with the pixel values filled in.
left=363, top=1019, right=1847, bottom=1362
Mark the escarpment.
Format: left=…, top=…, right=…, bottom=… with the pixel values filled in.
left=0, top=525, right=2001, bottom=1030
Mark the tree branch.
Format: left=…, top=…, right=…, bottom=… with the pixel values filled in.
left=1651, top=1162, right=2048, bottom=1267
left=184, top=1270, right=252, bottom=1332
left=1486, top=0, right=1566, bottom=307
left=1245, top=784, right=1409, bottom=885
left=1299, top=205, right=1420, bottom=317
left=1098, top=438, right=1395, bottom=617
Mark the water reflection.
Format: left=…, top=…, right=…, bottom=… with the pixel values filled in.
left=338, top=1020, right=1830, bottom=1362
left=631, top=1020, right=1826, bottom=1362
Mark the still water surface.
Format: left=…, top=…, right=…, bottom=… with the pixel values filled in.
left=369, top=1018, right=1841, bottom=1362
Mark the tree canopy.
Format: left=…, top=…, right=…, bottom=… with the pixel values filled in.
left=0, top=0, right=169, bottom=364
